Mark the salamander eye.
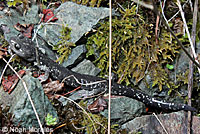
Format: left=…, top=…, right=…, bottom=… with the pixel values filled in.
left=18, top=34, right=24, bottom=39
left=14, top=43, right=21, bottom=50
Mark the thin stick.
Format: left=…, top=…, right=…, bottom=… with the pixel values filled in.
left=151, top=0, right=200, bottom=69
left=177, top=0, right=200, bottom=73
left=132, top=0, right=153, bottom=10
left=187, top=51, right=193, bottom=134
left=153, top=113, right=169, bottom=134
left=108, top=0, right=112, bottom=133
left=0, top=54, right=15, bottom=84
left=2, top=57, right=45, bottom=134
left=168, top=0, right=190, bottom=22
left=187, top=0, right=198, bottom=133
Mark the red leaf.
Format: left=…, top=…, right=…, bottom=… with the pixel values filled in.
left=2, top=70, right=26, bottom=94
left=43, top=80, right=64, bottom=94
left=42, top=9, right=58, bottom=22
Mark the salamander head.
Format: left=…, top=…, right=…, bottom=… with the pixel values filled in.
left=9, top=35, right=36, bottom=62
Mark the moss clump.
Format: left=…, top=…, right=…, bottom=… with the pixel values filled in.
left=62, top=0, right=107, bottom=7
left=53, top=25, right=76, bottom=64
left=0, top=35, right=9, bottom=47
left=86, top=6, right=180, bottom=91
left=55, top=100, right=119, bottom=133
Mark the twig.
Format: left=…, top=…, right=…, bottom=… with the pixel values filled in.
left=151, top=0, right=200, bottom=69
left=131, top=0, right=153, bottom=10
left=62, top=86, right=81, bottom=96
left=2, top=57, right=45, bottom=134
left=177, top=0, right=200, bottom=73
left=108, top=0, right=112, bottom=133
left=187, top=0, right=198, bottom=133
left=114, top=0, right=125, bottom=12
left=188, top=0, right=193, bottom=12
left=168, top=0, right=190, bottom=22
left=0, top=54, right=15, bottom=84
left=159, top=0, right=167, bottom=24
left=117, top=69, right=126, bottom=83
left=153, top=113, right=169, bottom=134
left=187, top=52, right=193, bottom=134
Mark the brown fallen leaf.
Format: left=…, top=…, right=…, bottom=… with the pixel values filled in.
left=13, top=23, right=34, bottom=38
left=87, top=97, right=107, bottom=113
left=0, top=46, right=7, bottom=59
left=173, top=17, right=184, bottom=35
left=43, top=80, right=64, bottom=94
left=0, top=2, right=6, bottom=11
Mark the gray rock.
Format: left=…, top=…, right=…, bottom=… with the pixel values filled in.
left=101, top=97, right=145, bottom=124
left=176, top=49, right=190, bottom=74
left=38, top=2, right=113, bottom=44
left=58, top=96, right=69, bottom=106
left=0, top=5, right=39, bottom=40
left=196, top=41, right=200, bottom=54
left=62, top=44, right=87, bottom=68
left=0, top=75, right=58, bottom=128
left=122, top=111, right=200, bottom=134
left=24, top=5, right=40, bottom=24
left=0, top=8, right=24, bottom=41
left=72, top=59, right=101, bottom=76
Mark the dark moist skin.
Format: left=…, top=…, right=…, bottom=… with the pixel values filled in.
left=9, top=35, right=196, bottom=112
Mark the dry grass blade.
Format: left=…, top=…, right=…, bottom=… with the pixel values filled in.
left=177, top=0, right=200, bottom=73
left=153, top=113, right=169, bottom=134
left=187, top=0, right=198, bottom=133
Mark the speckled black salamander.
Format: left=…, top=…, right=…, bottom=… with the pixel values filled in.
left=9, top=35, right=196, bottom=111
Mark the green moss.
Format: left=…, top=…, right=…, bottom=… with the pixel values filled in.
left=79, top=100, right=118, bottom=134
left=86, top=6, right=180, bottom=91
left=0, top=35, right=9, bottom=47
left=62, top=0, right=106, bottom=7
left=53, top=25, right=75, bottom=64
left=55, top=100, right=119, bottom=133
left=6, top=0, right=23, bottom=7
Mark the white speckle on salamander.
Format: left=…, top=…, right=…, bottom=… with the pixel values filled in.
left=81, top=79, right=85, bottom=84
left=70, top=83, right=74, bottom=86
left=158, top=103, right=161, bottom=107
left=136, top=93, right=141, bottom=99
left=151, top=98, right=172, bottom=107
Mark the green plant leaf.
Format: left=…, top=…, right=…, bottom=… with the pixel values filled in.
left=45, top=113, right=57, bottom=126
left=7, top=0, right=23, bottom=7
left=166, top=64, right=174, bottom=70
